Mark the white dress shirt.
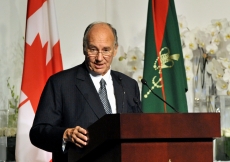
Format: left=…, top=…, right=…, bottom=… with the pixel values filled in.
left=89, top=69, right=117, bottom=114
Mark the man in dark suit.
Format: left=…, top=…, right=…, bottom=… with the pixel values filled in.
left=30, top=22, right=141, bottom=162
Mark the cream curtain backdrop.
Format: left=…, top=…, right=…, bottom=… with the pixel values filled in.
left=1, top=0, right=230, bottom=112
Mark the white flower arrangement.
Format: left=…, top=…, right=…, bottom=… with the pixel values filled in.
left=113, top=46, right=144, bottom=91
left=178, top=16, right=230, bottom=96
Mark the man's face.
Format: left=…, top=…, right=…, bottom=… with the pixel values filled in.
left=85, top=24, right=117, bottom=76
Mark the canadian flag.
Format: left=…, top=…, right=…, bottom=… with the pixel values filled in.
left=16, top=0, right=63, bottom=161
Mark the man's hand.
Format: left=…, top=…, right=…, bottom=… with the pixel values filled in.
left=63, top=126, right=88, bottom=148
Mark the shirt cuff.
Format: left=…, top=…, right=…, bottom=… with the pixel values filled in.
left=62, top=139, right=67, bottom=152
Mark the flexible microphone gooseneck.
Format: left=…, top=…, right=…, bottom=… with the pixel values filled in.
left=141, top=78, right=179, bottom=113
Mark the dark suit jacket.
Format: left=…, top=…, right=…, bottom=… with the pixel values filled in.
left=29, top=62, right=141, bottom=162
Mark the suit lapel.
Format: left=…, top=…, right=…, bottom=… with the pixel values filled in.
left=111, top=72, right=125, bottom=113
left=75, top=63, right=106, bottom=119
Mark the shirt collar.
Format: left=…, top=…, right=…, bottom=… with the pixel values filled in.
left=88, top=67, right=112, bottom=84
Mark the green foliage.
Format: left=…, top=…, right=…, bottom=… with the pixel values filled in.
left=7, top=77, right=19, bottom=128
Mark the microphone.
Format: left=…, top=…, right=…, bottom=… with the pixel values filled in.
left=133, top=97, right=143, bottom=113
left=141, top=78, right=179, bottom=113
left=118, top=76, right=125, bottom=113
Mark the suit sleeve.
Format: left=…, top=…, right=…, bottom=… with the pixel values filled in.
left=29, top=77, right=66, bottom=152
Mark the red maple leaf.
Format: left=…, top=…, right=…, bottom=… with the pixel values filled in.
left=21, top=34, right=62, bottom=113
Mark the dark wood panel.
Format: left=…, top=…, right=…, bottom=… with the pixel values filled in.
left=120, top=113, right=220, bottom=138
left=121, top=141, right=213, bottom=162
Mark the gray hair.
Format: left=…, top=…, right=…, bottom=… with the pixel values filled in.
left=83, top=22, right=118, bottom=52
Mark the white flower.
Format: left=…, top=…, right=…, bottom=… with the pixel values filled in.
left=206, top=60, right=215, bottom=74
left=219, top=57, right=230, bottom=69
left=213, top=67, right=224, bottom=81
left=185, top=70, right=194, bottom=81
left=195, top=30, right=211, bottom=48
left=126, top=47, right=144, bottom=62
left=182, top=47, right=193, bottom=61
left=112, top=55, right=128, bottom=73
left=206, top=59, right=224, bottom=81
left=127, top=61, right=143, bottom=72
left=184, top=60, right=194, bottom=81
left=206, top=43, right=218, bottom=54
left=206, top=24, right=219, bottom=37
left=183, top=31, right=198, bottom=50
left=184, top=60, right=193, bottom=73
left=223, top=68, right=230, bottom=82
left=216, top=50, right=229, bottom=59
left=177, top=15, right=188, bottom=31
left=186, top=74, right=193, bottom=82
left=220, top=27, right=230, bottom=41
left=113, top=46, right=144, bottom=82
left=211, top=35, right=221, bottom=46
left=211, top=18, right=228, bottom=30
left=216, top=79, right=228, bottom=91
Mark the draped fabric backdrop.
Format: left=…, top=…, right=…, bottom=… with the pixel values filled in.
left=1, top=0, right=230, bottom=113
left=0, top=0, right=230, bottom=128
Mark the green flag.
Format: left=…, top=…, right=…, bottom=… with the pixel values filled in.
left=142, top=0, right=188, bottom=113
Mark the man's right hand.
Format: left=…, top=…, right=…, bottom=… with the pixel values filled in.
left=63, top=126, right=88, bottom=148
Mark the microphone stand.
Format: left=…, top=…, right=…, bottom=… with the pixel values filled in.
left=141, top=79, right=179, bottom=113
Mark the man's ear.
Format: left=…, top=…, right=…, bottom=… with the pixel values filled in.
left=113, top=45, right=118, bottom=57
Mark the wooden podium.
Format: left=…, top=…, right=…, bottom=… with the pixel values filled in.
left=68, top=113, right=220, bottom=162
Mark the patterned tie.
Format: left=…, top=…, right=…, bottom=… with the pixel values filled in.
left=98, top=78, right=112, bottom=114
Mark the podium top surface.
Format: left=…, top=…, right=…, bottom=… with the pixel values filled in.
left=88, top=113, right=221, bottom=139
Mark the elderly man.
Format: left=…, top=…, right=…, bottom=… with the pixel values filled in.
left=30, top=22, right=141, bottom=162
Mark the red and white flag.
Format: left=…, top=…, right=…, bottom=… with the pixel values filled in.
left=16, top=0, right=63, bottom=161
